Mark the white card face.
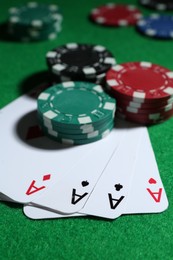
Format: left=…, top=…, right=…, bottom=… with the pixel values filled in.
left=79, top=126, right=145, bottom=219
left=30, top=124, right=131, bottom=214
left=0, top=94, right=123, bottom=203
left=124, top=129, right=169, bottom=214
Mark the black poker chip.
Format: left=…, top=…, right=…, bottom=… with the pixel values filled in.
left=46, top=43, right=116, bottom=79
left=139, top=0, right=173, bottom=11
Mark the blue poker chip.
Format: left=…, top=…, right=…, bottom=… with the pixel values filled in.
left=136, top=14, right=173, bottom=39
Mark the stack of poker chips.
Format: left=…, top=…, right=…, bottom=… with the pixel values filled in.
left=106, top=61, right=173, bottom=125
left=37, top=81, right=116, bottom=145
left=7, top=2, right=62, bottom=42
left=46, top=43, right=116, bottom=84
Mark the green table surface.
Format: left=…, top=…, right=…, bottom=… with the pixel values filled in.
left=1, top=0, right=173, bottom=259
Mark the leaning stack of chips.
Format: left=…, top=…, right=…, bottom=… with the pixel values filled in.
left=37, top=81, right=116, bottom=145
left=106, top=61, right=173, bottom=125
left=46, top=43, right=116, bottom=84
left=7, top=2, right=62, bottom=42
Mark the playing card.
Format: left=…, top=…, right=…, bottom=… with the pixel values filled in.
left=79, top=126, right=145, bottom=219
left=0, top=93, right=123, bottom=203
left=124, top=128, right=168, bottom=214
left=23, top=126, right=168, bottom=220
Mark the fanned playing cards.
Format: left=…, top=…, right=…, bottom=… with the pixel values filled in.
left=0, top=91, right=169, bottom=220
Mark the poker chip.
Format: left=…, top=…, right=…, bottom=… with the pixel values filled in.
left=38, top=105, right=114, bottom=131
left=46, top=43, right=116, bottom=83
left=136, top=14, right=173, bottom=39
left=37, top=103, right=115, bottom=130
left=37, top=81, right=116, bottom=144
left=106, top=62, right=173, bottom=102
left=38, top=81, right=116, bottom=127
left=8, top=2, right=61, bottom=27
left=117, top=109, right=173, bottom=125
left=114, top=92, right=173, bottom=108
left=119, top=102, right=173, bottom=115
left=41, top=126, right=113, bottom=145
left=38, top=111, right=114, bottom=133
left=117, top=103, right=173, bottom=122
left=90, top=4, right=142, bottom=27
left=106, top=61, right=173, bottom=124
left=39, top=120, right=114, bottom=140
left=7, top=2, right=63, bottom=41
left=110, top=90, right=173, bottom=110
left=139, top=0, right=173, bottom=11
left=116, top=97, right=173, bottom=111
left=118, top=105, right=173, bottom=117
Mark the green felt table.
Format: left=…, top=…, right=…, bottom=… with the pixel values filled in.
left=1, top=0, right=173, bottom=259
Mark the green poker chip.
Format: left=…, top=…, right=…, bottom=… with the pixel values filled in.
left=38, top=114, right=113, bottom=134
left=37, top=106, right=115, bottom=131
left=37, top=81, right=116, bottom=128
left=8, top=2, right=62, bottom=28
left=41, top=124, right=114, bottom=145
left=38, top=114, right=101, bottom=134
left=7, top=2, right=62, bottom=42
left=39, top=119, right=114, bottom=140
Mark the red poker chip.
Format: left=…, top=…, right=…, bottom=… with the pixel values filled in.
left=109, top=87, right=173, bottom=106
left=117, top=101, right=173, bottom=114
left=106, top=62, right=173, bottom=102
left=117, top=106, right=173, bottom=121
left=116, top=112, right=173, bottom=125
left=90, top=4, right=142, bottom=27
left=116, top=96, right=173, bottom=110
left=116, top=110, right=173, bottom=125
